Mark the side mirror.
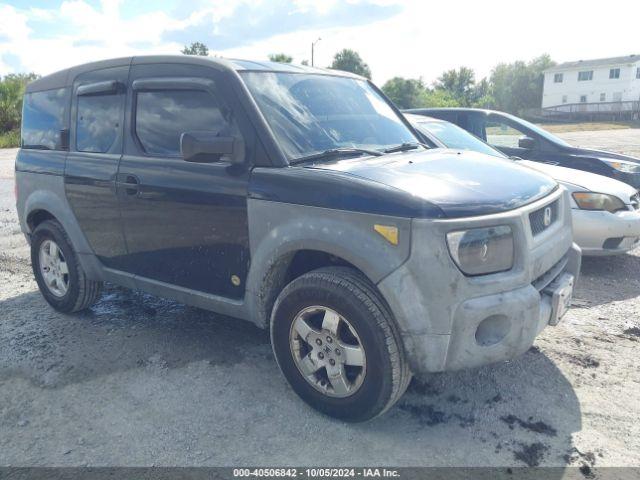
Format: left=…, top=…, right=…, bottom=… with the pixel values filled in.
left=518, top=136, right=536, bottom=150
left=180, top=131, right=245, bottom=164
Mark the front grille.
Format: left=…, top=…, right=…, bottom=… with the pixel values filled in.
left=529, top=200, right=559, bottom=236
left=631, top=192, right=640, bottom=210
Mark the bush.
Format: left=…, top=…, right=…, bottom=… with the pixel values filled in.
left=0, top=129, right=20, bottom=148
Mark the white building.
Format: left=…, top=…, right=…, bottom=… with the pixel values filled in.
left=542, top=54, right=640, bottom=113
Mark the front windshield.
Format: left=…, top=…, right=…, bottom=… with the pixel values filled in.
left=240, top=72, right=418, bottom=161
left=504, top=114, right=571, bottom=148
left=416, top=120, right=506, bottom=158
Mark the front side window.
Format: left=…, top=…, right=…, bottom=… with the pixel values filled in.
left=553, top=73, right=563, bottom=83
left=562, top=95, right=568, bottom=103
left=484, top=121, right=527, bottom=149
left=21, top=88, right=69, bottom=150
left=240, top=72, right=417, bottom=161
left=600, top=93, right=606, bottom=102
left=609, top=68, right=620, bottom=79
left=77, top=92, right=124, bottom=153
left=135, top=89, right=231, bottom=156
left=415, top=121, right=504, bottom=158
left=578, top=71, right=593, bottom=81
left=580, top=95, right=587, bottom=103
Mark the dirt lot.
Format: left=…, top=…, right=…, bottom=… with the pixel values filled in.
left=1, top=130, right=639, bottom=469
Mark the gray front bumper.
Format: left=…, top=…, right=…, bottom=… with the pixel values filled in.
left=377, top=188, right=582, bottom=373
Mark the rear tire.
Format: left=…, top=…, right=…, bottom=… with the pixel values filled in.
left=270, top=266, right=411, bottom=422
left=31, top=220, right=102, bottom=313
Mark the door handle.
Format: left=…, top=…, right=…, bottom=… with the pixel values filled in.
left=117, top=174, right=140, bottom=196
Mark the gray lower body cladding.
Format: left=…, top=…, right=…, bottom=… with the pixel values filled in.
left=377, top=187, right=581, bottom=373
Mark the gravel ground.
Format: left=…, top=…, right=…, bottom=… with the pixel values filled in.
left=1, top=131, right=639, bottom=469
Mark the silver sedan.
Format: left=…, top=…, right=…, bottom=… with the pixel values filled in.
left=407, top=114, right=640, bottom=256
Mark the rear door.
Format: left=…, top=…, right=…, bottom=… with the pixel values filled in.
left=64, top=66, right=129, bottom=268
left=116, top=62, right=252, bottom=299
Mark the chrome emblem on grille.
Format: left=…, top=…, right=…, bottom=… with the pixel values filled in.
left=543, top=206, right=552, bottom=227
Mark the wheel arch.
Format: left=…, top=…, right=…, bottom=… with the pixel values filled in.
left=245, top=200, right=412, bottom=330
left=18, top=177, right=104, bottom=280
left=248, top=247, right=374, bottom=329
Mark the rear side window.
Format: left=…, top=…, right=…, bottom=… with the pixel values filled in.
left=22, top=88, right=69, bottom=150
left=135, top=90, right=229, bottom=156
left=77, top=92, right=124, bottom=153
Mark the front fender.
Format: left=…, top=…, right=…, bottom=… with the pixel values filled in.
left=244, top=198, right=411, bottom=327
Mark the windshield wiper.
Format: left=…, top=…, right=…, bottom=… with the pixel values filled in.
left=383, top=142, right=425, bottom=154
left=290, top=147, right=383, bottom=165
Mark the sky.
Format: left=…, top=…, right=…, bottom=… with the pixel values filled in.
left=1, top=0, right=638, bottom=85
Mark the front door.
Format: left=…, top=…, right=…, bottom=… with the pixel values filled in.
left=117, top=63, right=251, bottom=299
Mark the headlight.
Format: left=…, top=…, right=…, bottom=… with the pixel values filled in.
left=572, top=192, right=626, bottom=213
left=600, top=159, right=640, bottom=174
left=446, top=225, right=514, bottom=276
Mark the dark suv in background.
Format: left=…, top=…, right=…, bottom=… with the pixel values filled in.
left=16, top=56, right=580, bottom=421
left=408, top=108, right=640, bottom=189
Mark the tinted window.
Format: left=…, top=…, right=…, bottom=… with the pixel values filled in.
left=485, top=120, right=526, bottom=148
left=77, top=93, right=124, bottom=153
left=22, top=88, right=68, bottom=150
left=240, top=72, right=417, bottom=161
left=135, top=90, right=228, bottom=155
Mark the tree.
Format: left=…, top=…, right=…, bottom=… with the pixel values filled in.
left=268, top=53, right=293, bottom=63
left=181, top=42, right=209, bottom=56
left=470, top=78, right=495, bottom=108
left=329, top=49, right=371, bottom=79
left=0, top=73, right=39, bottom=132
left=421, top=89, right=460, bottom=108
left=382, top=77, right=428, bottom=109
left=434, top=66, right=476, bottom=106
left=490, top=54, right=555, bottom=114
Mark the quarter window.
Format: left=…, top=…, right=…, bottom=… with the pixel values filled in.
left=21, top=88, right=69, bottom=150
left=135, top=89, right=231, bottom=156
left=578, top=71, right=593, bottom=81
left=553, top=73, right=563, bottom=83
left=77, top=92, right=124, bottom=153
left=609, top=68, right=620, bottom=79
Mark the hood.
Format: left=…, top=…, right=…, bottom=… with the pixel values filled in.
left=312, top=148, right=557, bottom=217
left=518, top=160, right=637, bottom=202
left=566, top=146, right=640, bottom=164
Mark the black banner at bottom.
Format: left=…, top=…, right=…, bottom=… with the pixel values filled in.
left=0, top=467, right=638, bottom=480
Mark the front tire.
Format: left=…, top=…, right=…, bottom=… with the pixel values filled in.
left=31, top=220, right=103, bottom=313
left=270, top=267, right=410, bottom=422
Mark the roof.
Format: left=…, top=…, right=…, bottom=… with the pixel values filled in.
left=26, top=55, right=362, bottom=92
left=405, top=107, right=496, bottom=115
left=545, top=54, right=639, bottom=71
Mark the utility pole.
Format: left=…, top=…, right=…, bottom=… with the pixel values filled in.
left=311, top=37, right=321, bottom=67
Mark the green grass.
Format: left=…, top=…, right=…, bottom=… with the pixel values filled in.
left=0, top=130, right=20, bottom=148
